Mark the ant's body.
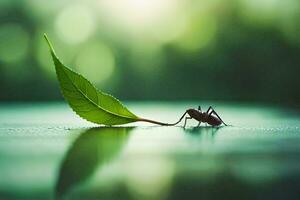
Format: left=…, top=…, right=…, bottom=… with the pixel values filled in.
left=139, top=106, right=228, bottom=127
left=175, top=106, right=227, bottom=128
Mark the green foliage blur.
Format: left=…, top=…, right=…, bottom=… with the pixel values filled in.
left=0, top=0, right=299, bottom=105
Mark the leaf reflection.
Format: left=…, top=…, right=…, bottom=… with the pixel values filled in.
left=55, top=127, right=133, bottom=199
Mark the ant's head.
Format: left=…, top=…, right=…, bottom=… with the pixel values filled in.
left=187, top=108, right=201, bottom=116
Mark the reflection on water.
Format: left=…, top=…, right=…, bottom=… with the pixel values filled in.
left=55, top=127, right=133, bottom=199
left=53, top=126, right=300, bottom=200
left=184, top=126, right=222, bottom=137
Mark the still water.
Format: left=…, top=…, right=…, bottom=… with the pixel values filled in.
left=0, top=102, right=300, bottom=200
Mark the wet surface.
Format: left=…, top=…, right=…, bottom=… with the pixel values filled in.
left=0, top=102, right=300, bottom=200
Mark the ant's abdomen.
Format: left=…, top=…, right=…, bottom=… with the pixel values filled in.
left=207, top=115, right=222, bottom=126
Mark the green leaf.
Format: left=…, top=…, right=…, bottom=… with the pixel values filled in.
left=44, top=34, right=139, bottom=125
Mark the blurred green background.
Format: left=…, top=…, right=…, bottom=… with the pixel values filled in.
left=0, top=0, right=299, bottom=105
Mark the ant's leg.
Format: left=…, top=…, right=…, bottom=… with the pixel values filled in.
left=183, top=116, right=192, bottom=128
left=197, top=121, right=201, bottom=127
left=203, top=106, right=213, bottom=122
left=198, top=106, right=202, bottom=111
left=171, top=111, right=187, bottom=126
left=208, top=109, right=227, bottom=126
left=206, top=106, right=213, bottom=114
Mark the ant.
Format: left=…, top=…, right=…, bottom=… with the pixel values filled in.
left=173, top=106, right=228, bottom=128
left=139, top=106, right=228, bottom=128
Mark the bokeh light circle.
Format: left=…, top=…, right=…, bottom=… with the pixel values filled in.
left=75, top=41, right=115, bottom=85
left=55, top=5, right=95, bottom=44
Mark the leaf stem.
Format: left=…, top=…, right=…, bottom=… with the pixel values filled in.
left=137, top=118, right=181, bottom=126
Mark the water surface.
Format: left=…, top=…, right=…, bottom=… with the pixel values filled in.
left=0, top=102, right=299, bottom=200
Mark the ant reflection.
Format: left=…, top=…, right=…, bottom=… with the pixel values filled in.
left=184, top=126, right=224, bottom=138
left=55, top=127, right=133, bottom=199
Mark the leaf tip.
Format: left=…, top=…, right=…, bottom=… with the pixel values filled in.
left=43, top=33, right=55, bottom=54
